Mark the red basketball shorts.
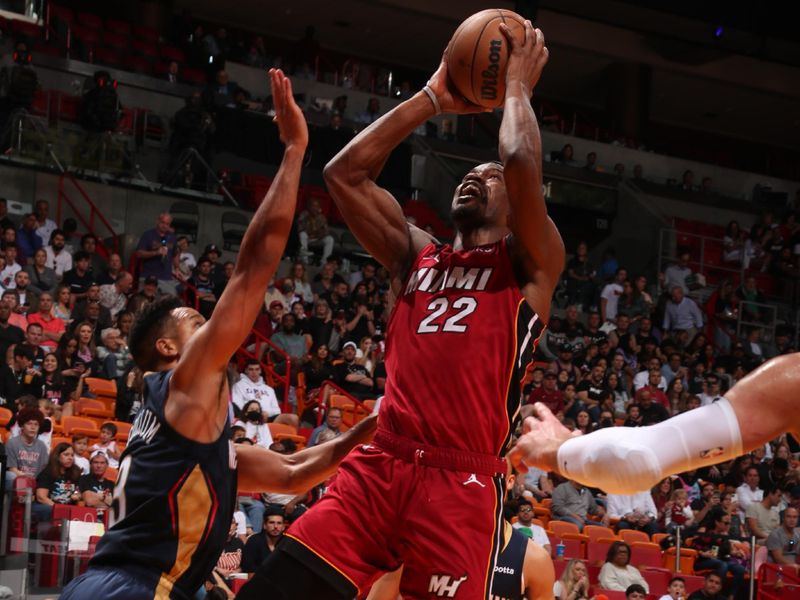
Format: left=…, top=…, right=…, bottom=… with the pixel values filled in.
left=286, top=428, right=507, bottom=599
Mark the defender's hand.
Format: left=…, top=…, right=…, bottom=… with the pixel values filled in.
left=500, top=20, right=548, bottom=97
left=426, top=45, right=488, bottom=115
left=508, top=403, right=578, bottom=474
left=269, top=68, right=308, bottom=151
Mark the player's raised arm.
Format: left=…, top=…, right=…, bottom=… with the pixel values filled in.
left=323, top=51, right=481, bottom=279
left=169, top=69, right=307, bottom=439
left=236, top=414, right=377, bottom=494
left=498, top=22, right=564, bottom=310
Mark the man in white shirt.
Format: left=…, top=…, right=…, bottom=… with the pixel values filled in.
left=607, top=490, right=660, bottom=536
left=44, top=229, right=73, bottom=276
left=232, top=360, right=282, bottom=419
left=698, top=374, right=723, bottom=406
left=600, top=268, right=626, bottom=323
left=512, top=502, right=551, bottom=555
left=736, top=466, right=763, bottom=520
left=663, top=251, right=692, bottom=295
left=633, top=357, right=667, bottom=392
left=34, top=199, right=57, bottom=246
left=0, top=243, right=22, bottom=289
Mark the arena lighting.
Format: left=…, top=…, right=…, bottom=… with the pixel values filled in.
left=714, top=25, right=724, bottom=37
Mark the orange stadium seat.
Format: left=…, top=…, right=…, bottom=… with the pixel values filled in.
left=620, top=529, right=650, bottom=545
left=549, top=521, right=580, bottom=537
left=630, top=542, right=664, bottom=569
left=584, top=525, right=616, bottom=542
left=62, top=416, right=99, bottom=435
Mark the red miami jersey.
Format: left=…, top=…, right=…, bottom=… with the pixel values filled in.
left=382, top=236, right=545, bottom=456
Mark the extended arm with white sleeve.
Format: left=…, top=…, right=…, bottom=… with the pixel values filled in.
left=556, top=398, right=743, bottom=494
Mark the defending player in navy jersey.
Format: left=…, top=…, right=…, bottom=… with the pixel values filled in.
left=59, top=69, right=376, bottom=600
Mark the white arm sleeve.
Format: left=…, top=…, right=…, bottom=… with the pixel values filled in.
left=556, top=398, right=743, bottom=494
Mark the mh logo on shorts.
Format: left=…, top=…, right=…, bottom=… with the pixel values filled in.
left=429, top=574, right=468, bottom=597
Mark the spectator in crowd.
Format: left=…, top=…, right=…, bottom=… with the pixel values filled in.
left=135, top=213, right=178, bottom=294
left=745, top=483, right=782, bottom=545
left=600, top=268, right=627, bottom=323
left=187, top=255, right=218, bottom=318
left=663, top=286, right=704, bottom=338
left=0, top=242, right=21, bottom=287
left=308, top=407, right=343, bottom=447
left=14, top=270, right=39, bottom=312
left=687, top=573, right=724, bottom=600
left=202, top=70, right=243, bottom=111
left=692, top=508, right=747, bottom=599
left=174, top=235, right=197, bottom=280
left=598, top=541, right=649, bottom=593
left=636, top=387, right=670, bottom=424
left=241, top=509, right=286, bottom=573
left=4, top=407, right=48, bottom=489
left=297, top=197, right=334, bottom=265
left=72, top=285, right=112, bottom=330
left=80, top=234, right=107, bottom=277
left=165, top=60, right=180, bottom=84
left=1, top=345, right=44, bottom=401
left=33, top=441, right=82, bottom=523
left=289, top=262, right=313, bottom=306
left=16, top=213, right=42, bottom=263
left=527, top=370, right=564, bottom=416
left=41, top=352, right=68, bottom=412
left=583, top=152, right=597, bottom=172
left=0, top=298, right=24, bottom=360
left=665, top=488, right=695, bottom=533
left=734, top=276, right=766, bottom=323
left=44, top=228, right=72, bottom=277
left=91, top=422, right=120, bottom=468
left=333, top=340, right=373, bottom=400
left=33, top=199, right=57, bottom=247
left=25, top=247, right=59, bottom=293
left=658, top=576, right=686, bottom=600
left=99, top=272, right=133, bottom=319
left=0, top=198, right=14, bottom=231
left=766, top=507, right=800, bottom=573
left=231, top=360, right=282, bottom=421
left=551, top=479, right=607, bottom=531
left=576, top=364, right=608, bottom=421
left=553, top=559, right=590, bottom=600
left=565, top=241, right=596, bottom=309
left=127, top=276, right=160, bottom=314
left=698, top=373, right=723, bottom=406
left=512, top=501, right=551, bottom=554
left=62, top=251, right=94, bottom=303
left=79, top=452, right=114, bottom=512
left=606, top=490, right=660, bottom=536
left=236, top=399, right=274, bottom=448
left=27, top=292, right=64, bottom=350
left=663, top=250, right=693, bottom=295
left=554, top=143, right=578, bottom=166
left=97, top=327, right=131, bottom=382
left=692, top=481, right=720, bottom=523
left=625, top=585, right=648, bottom=600
left=736, top=466, right=764, bottom=520
left=271, top=313, right=309, bottom=379
left=214, top=261, right=235, bottom=298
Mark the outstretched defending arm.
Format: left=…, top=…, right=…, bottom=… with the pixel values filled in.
left=498, top=22, right=564, bottom=315
left=509, top=354, right=800, bottom=494
left=236, top=415, right=377, bottom=494
left=323, top=51, right=482, bottom=279
left=168, top=69, right=307, bottom=442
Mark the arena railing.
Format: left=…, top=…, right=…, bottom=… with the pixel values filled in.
left=310, top=379, right=373, bottom=429
left=757, top=563, right=800, bottom=599
left=57, top=173, right=120, bottom=256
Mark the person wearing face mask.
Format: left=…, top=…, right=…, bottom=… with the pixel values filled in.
left=236, top=400, right=274, bottom=449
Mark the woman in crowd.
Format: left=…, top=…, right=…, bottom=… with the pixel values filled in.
left=116, top=311, right=135, bottom=344
left=41, top=352, right=69, bottom=418
left=73, top=321, right=99, bottom=374
left=302, top=344, right=334, bottom=397
left=574, top=409, right=594, bottom=436
left=290, top=261, right=313, bottom=306
left=666, top=378, right=690, bottom=415
left=598, top=541, right=649, bottom=593
left=652, top=477, right=677, bottom=531
left=306, top=299, right=334, bottom=350
left=606, top=371, right=629, bottom=418
left=53, top=284, right=72, bottom=325
left=25, top=247, right=59, bottom=294
left=291, top=300, right=309, bottom=336
left=617, top=279, right=647, bottom=322
left=238, top=400, right=273, bottom=448
left=553, top=559, right=591, bottom=600
left=722, top=221, right=745, bottom=264
left=719, top=492, right=747, bottom=540
left=33, top=442, right=82, bottom=523
left=356, top=336, right=376, bottom=375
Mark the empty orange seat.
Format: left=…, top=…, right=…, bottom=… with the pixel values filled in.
left=584, top=524, right=616, bottom=542
left=549, top=520, right=580, bottom=537
left=620, top=529, right=650, bottom=545
left=85, top=378, right=117, bottom=398
left=62, top=416, right=99, bottom=435
left=630, top=541, right=663, bottom=569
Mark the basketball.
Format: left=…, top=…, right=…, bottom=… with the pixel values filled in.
left=446, top=9, right=527, bottom=109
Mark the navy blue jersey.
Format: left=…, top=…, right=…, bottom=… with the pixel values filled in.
left=89, top=370, right=237, bottom=599
left=491, top=527, right=528, bottom=600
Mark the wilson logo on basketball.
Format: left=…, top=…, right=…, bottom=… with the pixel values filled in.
left=480, top=39, right=503, bottom=100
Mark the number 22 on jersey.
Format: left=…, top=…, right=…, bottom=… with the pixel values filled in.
left=417, top=296, right=478, bottom=334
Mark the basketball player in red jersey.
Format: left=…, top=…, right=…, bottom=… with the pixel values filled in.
left=239, top=21, right=561, bottom=600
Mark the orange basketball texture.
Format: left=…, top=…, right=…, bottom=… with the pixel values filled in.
left=446, top=9, right=526, bottom=109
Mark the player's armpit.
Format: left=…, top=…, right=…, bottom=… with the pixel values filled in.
left=523, top=541, right=555, bottom=600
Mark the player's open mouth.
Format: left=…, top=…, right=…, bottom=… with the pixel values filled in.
left=457, top=181, right=486, bottom=203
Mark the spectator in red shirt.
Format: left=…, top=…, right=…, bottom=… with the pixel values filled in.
left=635, top=368, right=670, bottom=409
left=528, top=371, right=564, bottom=416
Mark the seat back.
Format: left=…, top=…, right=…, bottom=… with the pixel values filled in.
left=0, top=406, right=11, bottom=426
left=587, top=539, right=613, bottom=566
left=62, top=416, right=99, bottom=435
left=630, top=542, right=663, bottom=569
left=584, top=524, right=616, bottom=542
left=549, top=520, right=580, bottom=537
left=619, top=529, right=650, bottom=545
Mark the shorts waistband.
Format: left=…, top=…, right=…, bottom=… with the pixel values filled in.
left=373, top=428, right=506, bottom=477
